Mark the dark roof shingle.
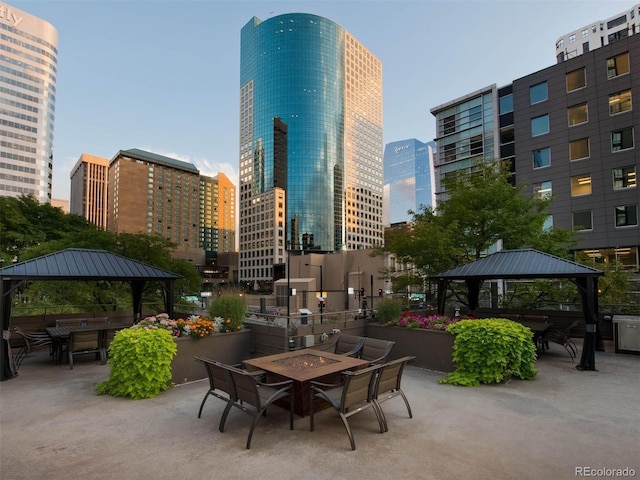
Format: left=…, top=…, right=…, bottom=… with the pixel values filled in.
left=0, top=248, right=182, bottom=281
left=433, top=248, right=603, bottom=280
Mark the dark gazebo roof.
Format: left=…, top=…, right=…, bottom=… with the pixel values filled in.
left=1, top=248, right=182, bottom=381
left=0, top=248, right=182, bottom=281
left=432, top=248, right=604, bottom=280
left=432, top=248, right=604, bottom=372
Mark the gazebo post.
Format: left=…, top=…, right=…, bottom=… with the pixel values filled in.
left=576, top=276, right=598, bottom=371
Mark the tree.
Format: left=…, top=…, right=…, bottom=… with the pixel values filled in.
left=378, top=160, right=575, bottom=291
left=0, top=195, right=202, bottom=313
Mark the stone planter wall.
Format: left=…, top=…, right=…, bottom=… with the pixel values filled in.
left=366, top=323, right=455, bottom=372
left=171, top=329, right=252, bottom=384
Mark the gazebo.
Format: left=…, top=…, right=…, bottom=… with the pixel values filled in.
left=432, top=249, right=604, bottom=371
left=1, top=248, right=183, bottom=381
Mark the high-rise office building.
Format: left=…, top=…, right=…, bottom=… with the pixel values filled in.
left=0, top=3, right=57, bottom=201
left=107, top=148, right=204, bottom=264
left=555, top=3, right=639, bottom=63
left=239, top=13, right=383, bottom=285
left=200, top=172, right=236, bottom=255
left=70, top=154, right=109, bottom=229
left=383, top=139, right=436, bottom=225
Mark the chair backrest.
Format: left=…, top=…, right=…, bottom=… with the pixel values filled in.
left=374, top=356, right=414, bottom=398
left=228, top=368, right=261, bottom=407
left=83, top=317, right=109, bottom=326
left=56, top=318, right=83, bottom=327
left=334, top=334, right=365, bottom=356
left=340, top=364, right=382, bottom=412
left=195, top=356, right=236, bottom=398
left=360, top=338, right=395, bottom=364
left=69, top=330, right=100, bottom=352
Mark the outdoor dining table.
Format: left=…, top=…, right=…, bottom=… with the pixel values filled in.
left=517, top=321, right=554, bottom=355
left=46, top=323, right=131, bottom=364
left=243, top=348, right=370, bottom=417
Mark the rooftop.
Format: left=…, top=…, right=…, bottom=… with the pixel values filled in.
left=1, top=343, right=638, bottom=479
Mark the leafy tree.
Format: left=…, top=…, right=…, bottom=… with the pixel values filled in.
left=1, top=195, right=202, bottom=313
left=378, top=160, right=575, bottom=298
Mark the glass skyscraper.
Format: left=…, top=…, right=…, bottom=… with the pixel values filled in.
left=0, top=3, right=58, bottom=201
left=239, top=14, right=383, bottom=284
left=383, top=139, right=436, bottom=225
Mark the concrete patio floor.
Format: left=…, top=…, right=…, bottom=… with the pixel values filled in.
left=1, top=342, right=638, bottom=480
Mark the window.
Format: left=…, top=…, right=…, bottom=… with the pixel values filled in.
left=556, top=39, right=564, bottom=48
left=534, top=181, right=552, bottom=199
left=582, top=29, right=589, bottom=37
left=532, top=148, right=551, bottom=169
left=530, top=82, right=548, bottom=104
left=571, top=174, right=592, bottom=196
left=566, top=68, right=586, bottom=91
left=613, top=166, right=637, bottom=189
left=543, top=215, right=553, bottom=231
left=611, top=127, right=634, bottom=152
left=569, top=34, right=576, bottom=43
left=569, top=138, right=590, bottom=161
left=609, top=90, right=632, bottom=115
left=615, top=205, right=638, bottom=227
left=499, top=94, right=513, bottom=114
left=607, top=52, right=630, bottom=78
left=531, top=115, right=549, bottom=136
left=573, top=210, right=593, bottom=231
left=568, top=103, right=588, bottom=126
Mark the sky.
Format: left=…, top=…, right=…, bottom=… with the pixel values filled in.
left=12, top=0, right=634, bottom=200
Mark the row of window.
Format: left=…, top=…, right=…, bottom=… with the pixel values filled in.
left=532, top=127, right=635, bottom=169
left=529, top=52, right=630, bottom=108
left=534, top=166, right=636, bottom=200
left=532, top=93, right=632, bottom=138
left=572, top=205, right=638, bottom=230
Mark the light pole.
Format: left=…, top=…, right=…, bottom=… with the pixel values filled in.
left=305, top=263, right=323, bottom=324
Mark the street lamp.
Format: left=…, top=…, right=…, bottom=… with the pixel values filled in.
left=305, top=263, right=323, bottom=324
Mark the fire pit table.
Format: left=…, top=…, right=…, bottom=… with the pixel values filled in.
left=243, top=348, right=370, bottom=417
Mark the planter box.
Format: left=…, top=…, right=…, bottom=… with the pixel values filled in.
left=366, top=323, right=455, bottom=373
left=171, top=329, right=252, bottom=384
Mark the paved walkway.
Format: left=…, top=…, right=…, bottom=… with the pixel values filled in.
left=1, top=342, right=638, bottom=480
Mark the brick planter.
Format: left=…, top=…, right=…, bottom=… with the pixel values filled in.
left=171, top=329, right=252, bottom=384
left=366, top=323, right=455, bottom=372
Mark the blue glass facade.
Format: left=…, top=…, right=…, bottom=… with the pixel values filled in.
left=241, top=14, right=346, bottom=252
left=383, top=139, right=435, bottom=224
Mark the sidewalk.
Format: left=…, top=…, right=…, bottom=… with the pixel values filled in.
left=1, top=342, right=638, bottom=480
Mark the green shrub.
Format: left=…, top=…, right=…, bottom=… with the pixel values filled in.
left=96, top=328, right=177, bottom=399
left=208, top=295, right=247, bottom=332
left=375, top=297, right=404, bottom=323
left=439, top=318, right=538, bottom=386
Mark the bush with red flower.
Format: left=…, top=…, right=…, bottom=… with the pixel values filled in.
left=386, top=312, right=469, bottom=331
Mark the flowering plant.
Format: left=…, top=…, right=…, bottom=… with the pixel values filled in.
left=132, top=313, right=216, bottom=338
left=176, top=315, right=216, bottom=338
left=386, top=312, right=470, bottom=331
left=132, top=313, right=179, bottom=334
left=213, top=316, right=244, bottom=333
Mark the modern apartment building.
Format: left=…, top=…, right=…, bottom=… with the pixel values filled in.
left=430, top=86, right=500, bottom=198
left=239, top=13, right=383, bottom=286
left=430, top=36, right=639, bottom=270
left=69, top=153, right=109, bottom=229
left=383, top=139, right=436, bottom=225
left=107, top=148, right=204, bottom=264
left=0, top=3, right=57, bottom=201
left=555, top=3, right=639, bottom=63
left=514, top=36, right=639, bottom=269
